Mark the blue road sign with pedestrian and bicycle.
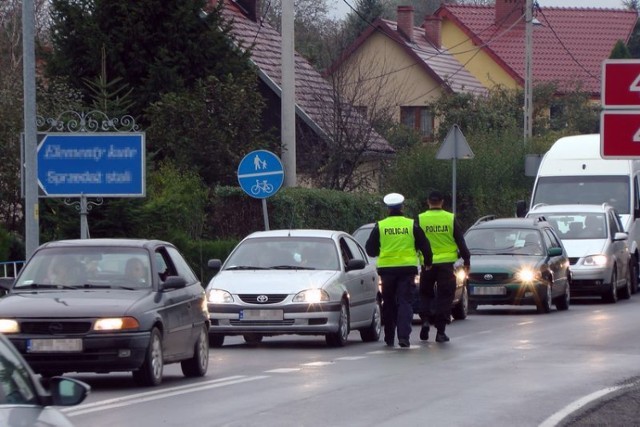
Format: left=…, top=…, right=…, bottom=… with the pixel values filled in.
left=237, top=150, right=284, bottom=199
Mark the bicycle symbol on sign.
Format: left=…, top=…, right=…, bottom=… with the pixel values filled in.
left=251, top=179, right=274, bottom=195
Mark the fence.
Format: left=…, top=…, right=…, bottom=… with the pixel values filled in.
left=0, top=261, right=25, bottom=278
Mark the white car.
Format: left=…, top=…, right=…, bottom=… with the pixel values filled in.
left=206, top=229, right=381, bottom=347
left=0, top=333, right=89, bottom=427
left=526, top=203, right=636, bottom=302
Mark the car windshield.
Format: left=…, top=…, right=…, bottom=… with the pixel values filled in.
left=535, top=213, right=607, bottom=240
left=532, top=176, right=629, bottom=214
left=465, top=228, right=545, bottom=256
left=224, top=237, right=340, bottom=271
left=0, top=340, right=38, bottom=405
left=14, top=247, right=152, bottom=290
left=352, top=226, right=372, bottom=248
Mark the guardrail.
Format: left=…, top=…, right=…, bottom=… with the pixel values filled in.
left=0, top=261, right=25, bottom=278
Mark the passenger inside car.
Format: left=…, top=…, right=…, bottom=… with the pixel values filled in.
left=520, top=233, right=543, bottom=255
left=125, top=257, right=149, bottom=286
left=583, top=215, right=606, bottom=239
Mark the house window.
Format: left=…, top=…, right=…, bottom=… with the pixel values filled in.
left=400, top=106, right=434, bottom=139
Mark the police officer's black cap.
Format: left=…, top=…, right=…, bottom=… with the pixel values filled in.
left=428, top=190, right=444, bottom=202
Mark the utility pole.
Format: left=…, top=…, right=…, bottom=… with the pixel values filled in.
left=23, top=0, right=39, bottom=257
left=281, top=0, right=296, bottom=186
left=524, top=0, right=533, bottom=142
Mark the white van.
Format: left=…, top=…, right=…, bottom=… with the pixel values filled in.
left=519, top=134, right=640, bottom=287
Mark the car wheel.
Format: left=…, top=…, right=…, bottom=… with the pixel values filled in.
left=243, top=334, right=263, bottom=345
left=359, top=302, right=381, bottom=342
left=209, top=333, right=225, bottom=348
left=554, top=280, right=570, bottom=311
left=536, top=285, right=552, bottom=314
left=620, top=265, right=632, bottom=300
left=630, top=258, right=639, bottom=294
left=326, top=300, right=349, bottom=347
left=602, top=269, right=618, bottom=303
left=133, top=327, right=163, bottom=387
left=451, top=286, right=469, bottom=320
left=181, top=325, right=209, bottom=378
left=468, top=301, right=478, bottom=313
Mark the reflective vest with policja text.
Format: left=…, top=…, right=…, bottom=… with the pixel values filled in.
left=419, top=210, right=458, bottom=264
left=377, top=216, right=418, bottom=268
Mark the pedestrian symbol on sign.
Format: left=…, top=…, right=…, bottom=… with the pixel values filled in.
left=238, top=150, right=284, bottom=200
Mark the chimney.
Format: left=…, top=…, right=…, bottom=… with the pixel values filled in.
left=495, top=0, right=525, bottom=28
left=397, top=6, right=415, bottom=42
left=236, top=0, right=259, bottom=22
left=422, top=16, right=442, bottom=49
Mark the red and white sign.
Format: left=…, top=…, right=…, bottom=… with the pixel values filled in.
left=600, top=110, right=640, bottom=158
left=602, top=59, right=640, bottom=108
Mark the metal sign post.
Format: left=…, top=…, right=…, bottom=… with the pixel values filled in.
left=237, top=150, right=285, bottom=231
left=436, top=125, right=474, bottom=214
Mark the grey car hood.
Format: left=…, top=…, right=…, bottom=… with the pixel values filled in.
left=208, top=270, right=339, bottom=293
left=0, top=406, right=74, bottom=427
left=0, top=290, right=148, bottom=317
left=562, top=239, right=607, bottom=258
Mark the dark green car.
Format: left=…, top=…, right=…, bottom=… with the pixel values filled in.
left=464, top=216, right=571, bottom=314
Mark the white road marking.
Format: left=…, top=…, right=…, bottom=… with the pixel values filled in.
left=63, top=375, right=268, bottom=417
left=538, top=384, right=632, bottom=427
left=335, top=356, right=367, bottom=361
left=301, top=361, right=333, bottom=366
left=265, top=368, right=302, bottom=373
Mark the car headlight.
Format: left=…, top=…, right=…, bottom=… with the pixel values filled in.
left=584, top=255, right=608, bottom=267
left=207, top=289, right=234, bottom=304
left=455, top=269, right=467, bottom=284
left=0, top=319, right=19, bottom=334
left=515, top=267, right=541, bottom=284
left=93, top=317, right=140, bottom=331
left=293, top=288, right=330, bottom=303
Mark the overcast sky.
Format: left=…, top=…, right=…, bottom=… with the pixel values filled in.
left=329, top=0, right=629, bottom=20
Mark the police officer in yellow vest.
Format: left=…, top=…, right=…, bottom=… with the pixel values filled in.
left=418, top=190, right=470, bottom=343
left=365, top=193, right=432, bottom=348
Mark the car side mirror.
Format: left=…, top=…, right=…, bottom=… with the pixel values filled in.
left=613, top=232, right=628, bottom=241
left=0, top=277, right=14, bottom=294
left=160, top=276, right=187, bottom=291
left=346, top=259, right=366, bottom=271
left=48, top=377, right=90, bottom=406
left=207, top=259, right=222, bottom=272
left=547, top=247, right=563, bottom=257
left=515, top=200, right=528, bottom=218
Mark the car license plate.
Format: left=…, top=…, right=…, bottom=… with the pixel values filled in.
left=27, top=338, right=83, bottom=353
left=240, top=309, right=284, bottom=321
left=471, top=286, right=506, bottom=296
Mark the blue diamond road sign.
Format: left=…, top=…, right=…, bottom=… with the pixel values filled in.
left=237, top=150, right=284, bottom=199
left=37, top=133, right=145, bottom=197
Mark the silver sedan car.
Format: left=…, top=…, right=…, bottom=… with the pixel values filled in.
left=206, top=229, right=381, bottom=347
left=526, top=203, right=636, bottom=302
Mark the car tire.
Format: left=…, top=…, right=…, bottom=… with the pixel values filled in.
left=451, top=286, right=469, bottom=320
left=181, top=325, right=209, bottom=378
left=326, top=300, right=349, bottom=347
left=629, top=258, right=639, bottom=294
left=243, top=334, right=263, bottom=345
left=133, top=327, right=163, bottom=387
left=620, top=266, right=632, bottom=300
left=536, top=285, right=552, bottom=314
left=602, top=269, right=618, bottom=304
left=209, top=333, right=225, bottom=348
left=359, top=302, right=381, bottom=342
left=554, top=280, right=570, bottom=311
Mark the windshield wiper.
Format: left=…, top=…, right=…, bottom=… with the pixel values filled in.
left=14, top=283, right=76, bottom=290
left=269, top=265, right=315, bottom=270
left=226, top=266, right=269, bottom=270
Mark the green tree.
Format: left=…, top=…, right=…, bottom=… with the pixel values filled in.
left=611, top=39, right=632, bottom=59
left=46, top=0, right=253, bottom=120
left=145, top=73, right=278, bottom=187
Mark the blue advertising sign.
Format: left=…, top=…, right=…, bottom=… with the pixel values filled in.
left=37, top=133, right=145, bottom=197
left=237, top=150, right=284, bottom=199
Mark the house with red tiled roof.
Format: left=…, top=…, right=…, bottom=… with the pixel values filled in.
left=327, top=5, right=487, bottom=142
left=434, top=0, right=637, bottom=99
left=210, top=0, right=394, bottom=191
